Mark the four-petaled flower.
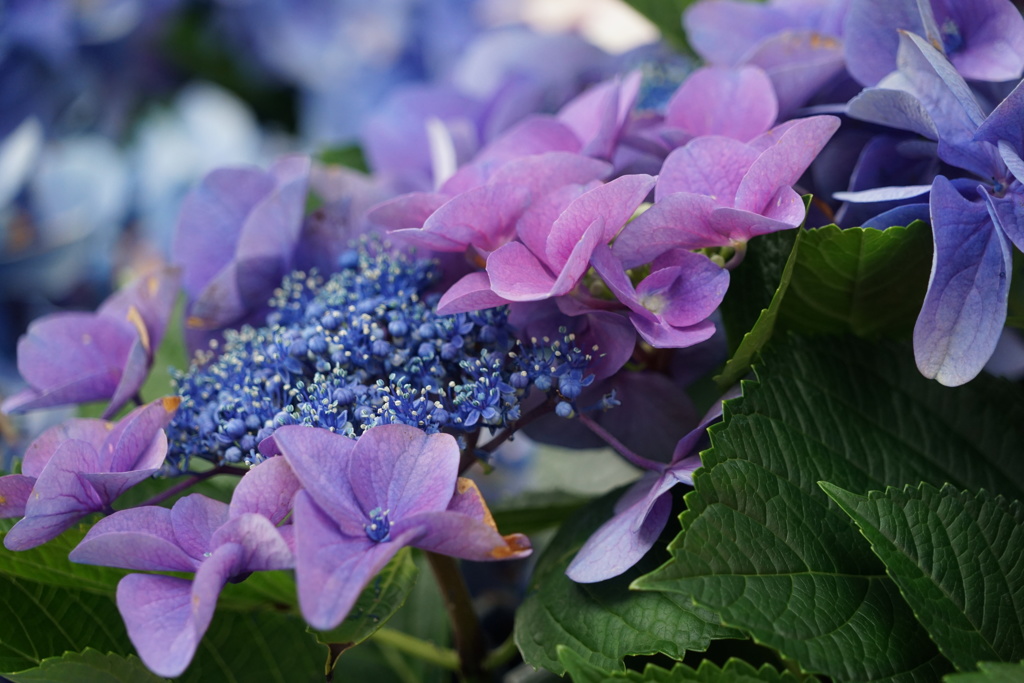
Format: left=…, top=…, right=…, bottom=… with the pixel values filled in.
left=267, top=423, right=531, bottom=630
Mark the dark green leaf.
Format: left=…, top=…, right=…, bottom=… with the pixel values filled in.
left=5, top=648, right=166, bottom=683
left=715, top=228, right=802, bottom=390
left=719, top=229, right=799, bottom=355
left=180, top=609, right=328, bottom=683
left=944, top=662, right=1024, bottom=682
left=515, top=487, right=739, bottom=675
left=0, top=522, right=125, bottom=595
left=0, top=576, right=131, bottom=674
left=311, top=547, right=418, bottom=650
left=777, top=222, right=931, bottom=337
left=218, top=570, right=297, bottom=612
left=822, top=483, right=1024, bottom=671
left=637, top=334, right=1024, bottom=679
left=559, top=645, right=805, bottom=682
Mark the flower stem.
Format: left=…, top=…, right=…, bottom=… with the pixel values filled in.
left=482, top=632, right=519, bottom=672
left=576, top=412, right=655, bottom=470
left=134, top=465, right=246, bottom=508
left=369, top=627, right=459, bottom=671
left=425, top=551, right=488, bottom=682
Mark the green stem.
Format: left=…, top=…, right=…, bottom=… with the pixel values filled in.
left=425, top=551, right=489, bottom=682
left=373, top=639, right=423, bottom=683
left=482, top=633, right=519, bottom=672
left=369, top=627, right=459, bottom=671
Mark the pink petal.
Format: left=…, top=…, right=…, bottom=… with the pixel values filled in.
left=665, top=65, right=777, bottom=141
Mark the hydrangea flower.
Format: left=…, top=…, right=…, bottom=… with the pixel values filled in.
left=842, top=32, right=1024, bottom=384
left=613, top=115, right=840, bottom=267
left=2, top=267, right=179, bottom=419
left=0, top=397, right=179, bottom=550
left=68, top=456, right=300, bottom=678
left=267, top=423, right=531, bottom=630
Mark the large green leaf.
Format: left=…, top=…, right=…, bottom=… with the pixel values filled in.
left=180, top=609, right=328, bottom=683
left=823, top=483, right=1024, bottom=671
left=558, top=645, right=805, bottom=682
left=311, top=547, right=418, bottom=651
left=0, top=522, right=126, bottom=595
left=778, top=222, right=931, bottom=337
left=0, top=576, right=131, bottom=674
left=5, top=648, right=166, bottom=683
left=944, top=662, right=1024, bottom=682
left=716, top=228, right=802, bottom=390
left=638, top=334, right=1024, bottom=680
left=515, top=488, right=739, bottom=675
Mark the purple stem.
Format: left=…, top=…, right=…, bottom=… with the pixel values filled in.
left=576, top=412, right=659, bottom=471
left=135, top=465, right=246, bottom=508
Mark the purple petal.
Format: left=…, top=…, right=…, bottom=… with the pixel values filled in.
left=418, top=184, right=531, bottom=252
left=846, top=87, right=939, bottom=140
left=986, top=187, right=1024, bottom=251
left=20, top=419, right=109, bottom=479
left=210, top=514, right=294, bottom=571
left=632, top=316, right=717, bottom=349
left=914, top=176, right=1010, bottom=385
left=549, top=217, right=606, bottom=297
left=4, top=314, right=135, bottom=414
left=270, top=425, right=362, bottom=534
left=97, top=268, right=181, bottom=360
left=229, top=456, right=301, bottom=525
left=101, top=397, right=179, bottom=473
left=941, top=0, right=1024, bottom=82
left=834, top=185, right=934, bottom=202
left=4, top=439, right=105, bottom=550
left=0, top=475, right=35, bottom=518
left=734, top=115, right=840, bottom=214
left=747, top=30, right=845, bottom=115
left=173, top=167, right=275, bottom=302
left=436, top=272, right=512, bottom=316
left=117, top=545, right=243, bottom=678
left=293, top=490, right=405, bottom=631
left=402, top=477, right=531, bottom=561
left=78, top=467, right=161, bottom=506
left=613, top=193, right=721, bottom=267
left=709, top=205, right=805, bottom=244
left=486, top=152, right=611, bottom=196
left=565, top=479, right=672, bottom=583
left=656, top=136, right=759, bottom=202
left=684, top=0, right=794, bottom=65
left=69, top=506, right=198, bottom=572
left=665, top=66, right=777, bottom=141
left=516, top=182, right=590, bottom=261
left=641, top=250, right=730, bottom=328
left=844, top=0, right=926, bottom=86
left=668, top=386, right=740, bottom=467
left=171, top=495, right=230, bottom=561
left=558, top=73, right=641, bottom=160
left=368, top=192, right=448, bottom=231
left=546, top=174, right=655, bottom=269
left=974, top=78, right=1024, bottom=152
left=103, top=340, right=150, bottom=420
left=486, top=241, right=558, bottom=301
left=348, top=425, right=459, bottom=521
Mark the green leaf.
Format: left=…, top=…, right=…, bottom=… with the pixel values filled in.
left=619, top=0, right=695, bottom=53
left=777, top=222, right=931, bottom=337
left=944, top=662, right=1024, bottom=682
left=180, top=609, right=328, bottom=683
left=218, top=570, right=297, bottom=612
left=0, top=522, right=126, bottom=595
left=317, top=145, right=369, bottom=173
left=715, top=228, right=802, bottom=390
left=822, top=483, right=1024, bottom=671
left=311, top=547, right=418, bottom=650
left=719, top=229, right=799, bottom=355
left=515, top=487, right=740, bottom=675
left=5, top=648, right=167, bottom=683
left=559, top=645, right=805, bottom=682
left=639, top=334, right=1024, bottom=680
left=0, top=576, right=131, bottom=674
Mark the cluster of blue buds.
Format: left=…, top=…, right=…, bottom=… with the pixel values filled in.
left=164, top=241, right=603, bottom=472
